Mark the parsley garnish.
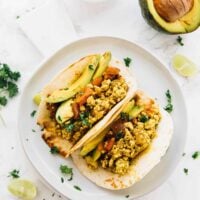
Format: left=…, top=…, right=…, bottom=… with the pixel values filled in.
left=183, top=168, right=188, bottom=175
left=8, top=169, right=20, bottom=178
left=120, top=112, right=129, bottom=121
left=176, top=36, right=184, bottom=46
left=164, top=90, right=173, bottom=113
left=65, top=123, right=74, bottom=133
left=50, top=146, right=59, bottom=154
left=0, top=63, right=20, bottom=106
left=74, top=185, right=81, bottom=191
left=123, top=57, right=132, bottom=67
left=30, top=110, right=36, bottom=117
left=60, top=165, right=73, bottom=181
left=139, top=115, right=149, bottom=123
left=192, top=151, right=200, bottom=159
left=89, top=65, right=94, bottom=70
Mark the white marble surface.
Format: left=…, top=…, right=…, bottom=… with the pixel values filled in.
left=0, top=0, right=200, bottom=199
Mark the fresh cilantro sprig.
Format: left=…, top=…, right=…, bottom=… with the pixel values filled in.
left=164, top=90, right=173, bottom=113
left=123, top=57, right=132, bottom=67
left=0, top=63, right=21, bottom=107
left=176, top=36, right=184, bottom=46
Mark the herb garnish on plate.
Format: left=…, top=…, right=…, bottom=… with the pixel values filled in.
left=74, top=185, right=82, bottom=191
left=164, top=90, right=173, bottom=113
left=176, top=36, right=184, bottom=46
left=8, top=169, right=20, bottom=179
left=192, top=151, right=200, bottom=159
left=123, top=57, right=132, bottom=67
left=60, top=165, right=73, bottom=181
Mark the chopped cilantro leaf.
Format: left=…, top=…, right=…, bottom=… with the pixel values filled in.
left=123, top=57, right=132, bottom=67
left=192, top=151, right=200, bottom=159
left=8, top=169, right=20, bottom=179
left=58, top=115, right=62, bottom=122
left=164, top=90, right=173, bottom=113
left=89, top=65, right=94, bottom=70
left=139, top=115, right=149, bottom=123
left=7, top=82, right=18, bottom=97
left=120, top=112, right=129, bottom=121
left=0, top=96, right=7, bottom=106
left=74, top=185, right=81, bottom=191
left=30, top=110, right=37, bottom=117
left=183, top=168, right=188, bottom=175
left=60, top=165, right=73, bottom=181
left=50, top=146, right=59, bottom=154
left=115, top=131, right=124, bottom=140
left=65, top=123, right=74, bottom=133
left=80, top=112, right=90, bottom=126
left=176, top=36, right=184, bottom=46
left=32, top=129, right=36, bottom=132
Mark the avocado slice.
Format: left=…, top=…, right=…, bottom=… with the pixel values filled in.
left=129, top=105, right=144, bottom=119
left=46, top=55, right=100, bottom=103
left=80, top=129, right=107, bottom=157
left=122, top=100, right=135, bottom=113
left=55, top=99, right=73, bottom=124
left=139, top=0, right=200, bottom=34
left=92, top=51, right=111, bottom=80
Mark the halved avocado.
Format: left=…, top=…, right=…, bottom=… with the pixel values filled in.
left=139, top=0, right=200, bottom=34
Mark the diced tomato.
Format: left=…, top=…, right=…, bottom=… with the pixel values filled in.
left=92, top=76, right=103, bottom=86
left=104, top=137, right=115, bottom=151
left=72, top=102, right=80, bottom=119
left=76, top=87, right=93, bottom=106
left=103, top=66, right=120, bottom=80
left=97, top=142, right=104, bottom=151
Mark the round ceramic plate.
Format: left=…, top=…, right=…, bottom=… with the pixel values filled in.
left=18, top=36, right=187, bottom=200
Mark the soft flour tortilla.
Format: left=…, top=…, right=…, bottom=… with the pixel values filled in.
left=36, top=53, right=137, bottom=157
left=71, top=101, right=173, bottom=190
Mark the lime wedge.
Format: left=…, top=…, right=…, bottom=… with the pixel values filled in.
left=33, top=93, right=41, bottom=106
left=172, top=54, right=199, bottom=77
left=8, top=179, right=37, bottom=200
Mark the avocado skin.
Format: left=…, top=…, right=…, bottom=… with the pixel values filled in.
left=139, top=0, right=200, bottom=34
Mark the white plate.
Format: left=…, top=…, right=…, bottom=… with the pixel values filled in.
left=18, top=36, right=187, bottom=200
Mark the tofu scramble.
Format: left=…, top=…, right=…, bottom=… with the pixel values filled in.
left=44, top=67, right=128, bottom=145
left=82, top=92, right=161, bottom=175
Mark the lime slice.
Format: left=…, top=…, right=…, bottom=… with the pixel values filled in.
left=8, top=179, right=37, bottom=200
left=33, top=93, right=41, bottom=106
left=172, top=54, right=199, bottom=77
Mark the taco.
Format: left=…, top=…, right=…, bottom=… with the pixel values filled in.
left=71, top=91, right=173, bottom=190
left=36, top=52, right=137, bottom=157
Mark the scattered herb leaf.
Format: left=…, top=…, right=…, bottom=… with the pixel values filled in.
left=74, top=185, right=81, bottom=191
left=89, top=65, right=94, bottom=70
left=60, top=165, right=73, bottom=181
left=8, top=169, right=20, bottom=179
left=183, top=168, right=188, bottom=175
left=192, top=151, right=200, bottom=159
left=125, top=195, right=130, bottom=198
left=61, top=177, right=64, bottom=183
left=123, top=57, right=132, bottom=67
left=30, top=110, right=36, bottom=117
left=182, top=153, right=186, bottom=157
left=16, top=16, right=20, bottom=19
left=50, top=146, right=59, bottom=154
left=58, top=115, right=62, bottom=122
left=176, top=36, right=184, bottom=46
left=164, top=90, right=173, bottom=113
left=139, top=115, right=149, bottom=123
left=0, top=96, right=7, bottom=106
left=32, top=129, right=36, bottom=132
left=80, top=112, right=90, bottom=126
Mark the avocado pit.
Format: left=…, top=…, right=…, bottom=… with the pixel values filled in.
left=153, top=0, right=194, bottom=22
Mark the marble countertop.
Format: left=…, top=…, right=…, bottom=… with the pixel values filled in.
left=0, top=0, right=200, bottom=199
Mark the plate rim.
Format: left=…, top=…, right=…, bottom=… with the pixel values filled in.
left=17, top=35, right=188, bottom=200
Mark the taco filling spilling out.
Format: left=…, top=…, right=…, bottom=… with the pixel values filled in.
left=36, top=51, right=137, bottom=157
left=79, top=91, right=161, bottom=175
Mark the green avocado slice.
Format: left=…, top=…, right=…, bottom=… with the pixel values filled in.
left=46, top=55, right=100, bottom=103
left=139, top=0, right=200, bottom=34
